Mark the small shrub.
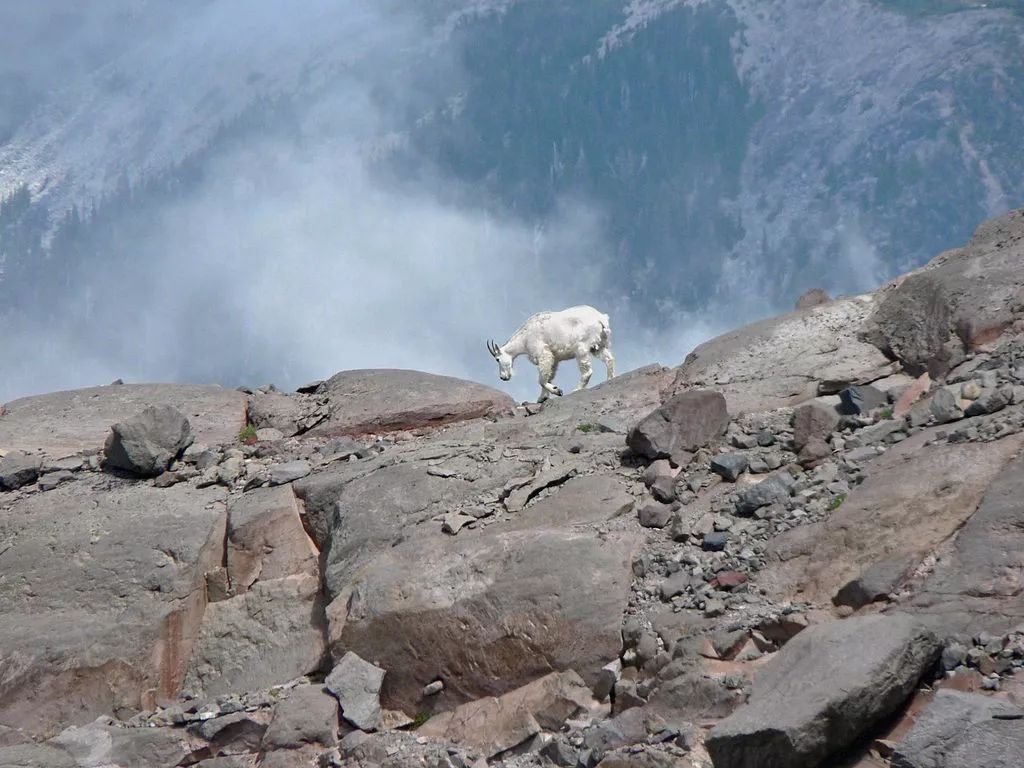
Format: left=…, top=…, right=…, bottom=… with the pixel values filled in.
left=238, top=424, right=258, bottom=444
left=829, top=494, right=846, bottom=511
left=879, top=407, right=894, bottom=420
left=578, top=423, right=594, bottom=433
left=410, top=712, right=430, bottom=729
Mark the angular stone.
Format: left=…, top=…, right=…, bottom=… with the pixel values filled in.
left=863, top=273, right=951, bottom=373
left=710, top=453, right=748, bottom=482
left=792, top=403, right=839, bottom=451
left=705, top=613, right=940, bottom=768
left=627, top=390, right=729, bottom=461
left=891, top=690, right=1024, bottom=768
left=182, top=574, right=326, bottom=699
left=930, top=388, right=963, bottom=424
left=262, top=685, right=340, bottom=750
left=735, top=472, right=793, bottom=516
left=227, top=485, right=319, bottom=593
left=418, top=671, right=594, bottom=758
left=442, top=513, right=477, bottom=534
left=702, top=532, right=729, bottom=552
left=638, top=502, right=672, bottom=529
left=103, top=405, right=193, bottom=477
left=833, top=554, right=918, bottom=610
left=648, top=474, right=676, bottom=503
left=0, top=451, right=43, bottom=490
left=268, top=460, right=311, bottom=486
left=49, top=720, right=192, bottom=768
left=325, top=652, right=385, bottom=731
left=838, top=385, right=888, bottom=416
left=964, top=388, right=1009, bottom=417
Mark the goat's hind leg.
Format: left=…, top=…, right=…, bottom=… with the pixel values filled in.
left=574, top=347, right=593, bottom=392
left=598, top=345, right=615, bottom=380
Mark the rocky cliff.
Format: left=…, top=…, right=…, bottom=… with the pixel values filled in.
left=2, top=208, right=1024, bottom=767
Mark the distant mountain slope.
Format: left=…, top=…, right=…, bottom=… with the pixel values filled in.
left=1, top=0, right=1022, bottom=400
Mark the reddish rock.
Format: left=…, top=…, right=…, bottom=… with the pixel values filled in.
left=713, top=571, right=749, bottom=590
left=792, top=402, right=839, bottom=451
left=308, top=369, right=514, bottom=436
left=795, top=288, right=831, bottom=310
left=893, top=372, right=931, bottom=417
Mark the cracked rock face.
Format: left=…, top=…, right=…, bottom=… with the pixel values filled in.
left=4, top=209, right=1024, bottom=767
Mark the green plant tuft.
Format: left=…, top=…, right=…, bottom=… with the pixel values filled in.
left=829, top=494, right=847, bottom=511
left=577, top=423, right=594, bottom=433
left=879, top=407, right=894, bottom=420
left=238, top=424, right=258, bottom=443
left=410, top=712, right=431, bottom=729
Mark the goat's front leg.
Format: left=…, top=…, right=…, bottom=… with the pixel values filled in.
left=574, top=348, right=593, bottom=392
left=598, top=346, right=615, bottom=380
left=536, top=354, right=562, bottom=402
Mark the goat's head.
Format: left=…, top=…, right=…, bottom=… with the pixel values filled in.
left=487, top=339, right=513, bottom=381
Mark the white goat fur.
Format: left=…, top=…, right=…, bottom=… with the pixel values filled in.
left=488, top=305, right=615, bottom=402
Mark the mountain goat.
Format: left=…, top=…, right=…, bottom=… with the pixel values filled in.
left=487, top=305, right=615, bottom=402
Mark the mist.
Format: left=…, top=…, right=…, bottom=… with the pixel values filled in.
left=0, top=1, right=722, bottom=404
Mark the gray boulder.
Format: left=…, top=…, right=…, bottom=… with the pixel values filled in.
left=891, top=690, right=1024, bottom=768
left=791, top=403, right=839, bottom=451
left=705, top=613, right=940, bottom=768
left=269, top=460, right=312, bottom=486
left=103, top=405, right=193, bottom=476
left=862, top=273, right=951, bottom=374
left=627, top=390, right=729, bottom=461
left=0, top=451, right=43, bottom=490
left=735, top=472, right=793, bottom=516
left=838, top=385, right=887, bottom=415
left=325, top=652, right=386, bottom=731
left=963, top=387, right=1010, bottom=417
left=262, top=685, right=340, bottom=749
left=833, top=554, right=918, bottom=610
left=638, top=502, right=673, bottom=529
left=710, top=452, right=748, bottom=482
left=930, top=388, right=963, bottom=424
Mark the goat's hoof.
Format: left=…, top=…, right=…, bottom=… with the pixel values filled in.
left=552, top=387, right=563, bottom=397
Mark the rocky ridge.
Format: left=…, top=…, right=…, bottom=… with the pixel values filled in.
left=2, top=208, right=1024, bottom=767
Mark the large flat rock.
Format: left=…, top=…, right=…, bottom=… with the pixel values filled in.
left=905, top=207, right=1024, bottom=349
left=892, top=690, right=1024, bottom=768
left=0, top=384, right=246, bottom=457
left=760, top=432, right=1024, bottom=606
left=705, top=613, right=940, bottom=768
left=333, top=526, right=640, bottom=716
left=672, top=296, right=897, bottom=415
left=0, top=481, right=226, bottom=736
left=308, top=369, right=514, bottom=436
left=908, top=451, right=1024, bottom=634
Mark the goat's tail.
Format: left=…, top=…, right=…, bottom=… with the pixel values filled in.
left=593, top=313, right=612, bottom=352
